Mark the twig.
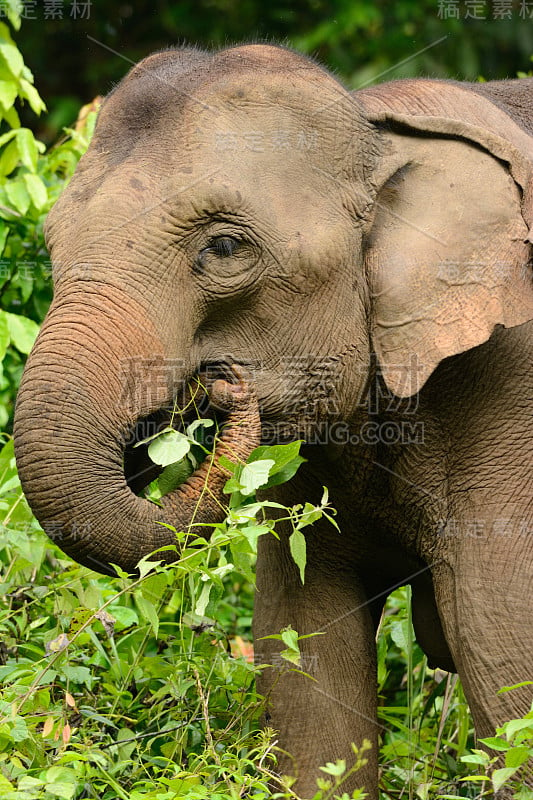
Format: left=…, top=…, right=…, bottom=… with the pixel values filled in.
left=99, top=717, right=203, bottom=749
left=194, top=667, right=233, bottom=792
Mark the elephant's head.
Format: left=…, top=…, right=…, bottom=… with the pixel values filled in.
left=13, top=45, right=533, bottom=574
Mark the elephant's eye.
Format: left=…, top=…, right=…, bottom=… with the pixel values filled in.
left=196, top=235, right=245, bottom=271
left=210, top=236, right=241, bottom=257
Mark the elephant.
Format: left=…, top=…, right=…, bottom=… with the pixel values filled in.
left=13, top=44, right=533, bottom=797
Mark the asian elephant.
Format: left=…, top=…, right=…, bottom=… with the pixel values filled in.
left=13, top=44, right=533, bottom=797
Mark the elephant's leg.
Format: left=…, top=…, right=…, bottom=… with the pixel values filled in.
left=411, top=572, right=456, bottom=673
left=432, top=516, right=533, bottom=789
left=254, top=525, right=379, bottom=799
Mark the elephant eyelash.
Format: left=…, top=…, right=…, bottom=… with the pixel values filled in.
left=207, top=235, right=243, bottom=257
left=194, top=235, right=248, bottom=272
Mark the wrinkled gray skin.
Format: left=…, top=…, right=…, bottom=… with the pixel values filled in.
left=13, top=45, right=533, bottom=797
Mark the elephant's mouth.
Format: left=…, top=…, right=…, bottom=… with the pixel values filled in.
left=123, top=409, right=171, bottom=495
left=122, top=364, right=237, bottom=496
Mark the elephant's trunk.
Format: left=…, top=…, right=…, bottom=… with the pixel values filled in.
left=13, top=288, right=261, bottom=575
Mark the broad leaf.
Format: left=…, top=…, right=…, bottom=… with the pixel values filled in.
left=16, top=128, right=38, bottom=171
left=0, top=42, right=23, bottom=78
left=19, top=77, right=46, bottom=114
left=5, top=177, right=30, bottom=214
left=296, top=501, right=323, bottom=529
left=505, top=746, right=531, bottom=768
left=289, top=529, right=307, bottom=584
left=157, top=458, right=193, bottom=495
left=238, top=459, right=275, bottom=495
left=24, top=172, right=47, bottom=209
left=5, top=311, right=38, bottom=353
left=248, top=441, right=305, bottom=488
left=0, top=79, right=17, bottom=110
left=148, top=429, right=190, bottom=467
left=492, top=767, right=519, bottom=792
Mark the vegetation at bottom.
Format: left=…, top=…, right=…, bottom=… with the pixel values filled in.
left=1, top=433, right=533, bottom=799
left=0, top=3, right=531, bottom=798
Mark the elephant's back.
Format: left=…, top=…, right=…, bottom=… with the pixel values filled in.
left=466, top=78, right=533, bottom=138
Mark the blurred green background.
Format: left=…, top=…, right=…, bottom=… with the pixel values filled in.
left=16, top=0, right=533, bottom=143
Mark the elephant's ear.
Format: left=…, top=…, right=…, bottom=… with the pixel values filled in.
left=357, top=80, right=533, bottom=397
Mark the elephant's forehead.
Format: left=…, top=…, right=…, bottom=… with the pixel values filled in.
left=97, top=58, right=353, bottom=170
left=154, top=114, right=341, bottom=231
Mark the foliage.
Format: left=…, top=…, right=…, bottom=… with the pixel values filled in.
left=0, top=433, right=369, bottom=799
left=460, top=683, right=533, bottom=797
left=2, top=433, right=532, bottom=798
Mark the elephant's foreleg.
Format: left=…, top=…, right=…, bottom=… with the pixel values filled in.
left=254, top=525, right=380, bottom=799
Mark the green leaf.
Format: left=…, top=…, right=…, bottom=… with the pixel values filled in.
left=5, top=176, right=30, bottom=213
left=492, top=766, right=519, bottom=792
left=5, top=311, right=39, bottom=353
left=228, top=536, right=255, bottom=582
left=280, top=626, right=299, bottom=650
left=19, top=78, right=46, bottom=114
left=136, top=557, right=162, bottom=580
left=505, top=718, right=533, bottom=739
left=140, top=571, right=167, bottom=604
left=505, top=746, right=532, bottom=768
left=239, top=523, right=271, bottom=550
left=480, top=736, right=510, bottom=751
left=186, top=418, right=214, bottom=438
left=61, top=665, right=93, bottom=686
left=0, top=128, right=17, bottom=148
left=148, top=429, right=190, bottom=467
left=0, top=138, right=19, bottom=176
left=16, top=128, right=38, bottom=171
left=248, top=440, right=303, bottom=471
left=0, top=79, right=17, bottom=110
left=134, top=425, right=173, bottom=446
left=0, top=4, right=21, bottom=31
left=280, top=646, right=301, bottom=666
left=238, top=459, right=275, bottom=495
left=0, top=310, right=9, bottom=361
left=0, top=218, right=8, bottom=256
left=296, top=501, right=323, bottom=529
left=247, top=441, right=305, bottom=488
left=157, top=458, right=193, bottom=495
left=194, top=581, right=212, bottom=617
left=45, top=781, right=77, bottom=799
left=319, top=759, right=346, bottom=777
left=45, top=764, right=78, bottom=782
left=2, top=104, right=19, bottom=127
left=0, top=42, right=23, bottom=78
left=263, top=455, right=305, bottom=488
left=461, top=752, right=491, bottom=765
left=135, top=595, right=159, bottom=638
left=18, top=776, right=44, bottom=790
left=23, top=172, right=47, bottom=209
left=68, top=608, right=92, bottom=635
left=108, top=605, right=138, bottom=629
left=390, top=618, right=412, bottom=654
left=218, top=453, right=236, bottom=473
left=289, top=529, right=307, bottom=584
